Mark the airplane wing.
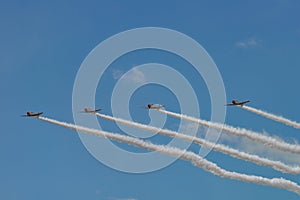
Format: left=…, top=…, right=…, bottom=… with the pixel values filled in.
left=35, top=112, right=43, bottom=116
left=30, top=112, right=43, bottom=117
left=241, top=100, right=250, bottom=104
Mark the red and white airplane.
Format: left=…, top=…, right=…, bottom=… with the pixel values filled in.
left=21, top=112, right=43, bottom=117
left=226, top=100, right=250, bottom=107
left=82, top=108, right=101, bottom=113
left=146, top=104, right=165, bottom=109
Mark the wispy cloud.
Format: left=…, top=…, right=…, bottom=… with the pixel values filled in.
left=236, top=38, right=261, bottom=48
left=239, top=135, right=300, bottom=166
left=218, top=130, right=300, bottom=166
left=112, top=68, right=146, bottom=83
left=112, top=69, right=124, bottom=80
left=124, top=68, right=146, bottom=83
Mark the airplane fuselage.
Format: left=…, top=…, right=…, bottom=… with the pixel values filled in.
left=147, top=104, right=164, bottom=109
left=226, top=100, right=250, bottom=106
left=22, top=112, right=43, bottom=117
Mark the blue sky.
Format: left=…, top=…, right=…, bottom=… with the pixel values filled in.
left=1, top=0, right=300, bottom=199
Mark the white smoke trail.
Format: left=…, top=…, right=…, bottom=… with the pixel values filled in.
left=37, top=116, right=300, bottom=195
left=95, top=113, right=300, bottom=174
left=158, top=109, right=300, bottom=154
left=241, top=105, right=300, bottom=129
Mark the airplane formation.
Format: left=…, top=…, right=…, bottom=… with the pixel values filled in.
left=22, top=99, right=300, bottom=195
left=22, top=100, right=249, bottom=117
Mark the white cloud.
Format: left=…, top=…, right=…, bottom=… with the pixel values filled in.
left=112, top=68, right=146, bottom=83
left=123, top=68, right=146, bottom=83
left=112, top=69, right=124, bottom=80
left=239, top=136, right=300, bottom=166
left=197, top=126, right=300, bottom=165
left=179, top=121, right=199, bottom=136
left=218, top=130, right=300, bottom=165
left=236, top=38, right=260, bottom=48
